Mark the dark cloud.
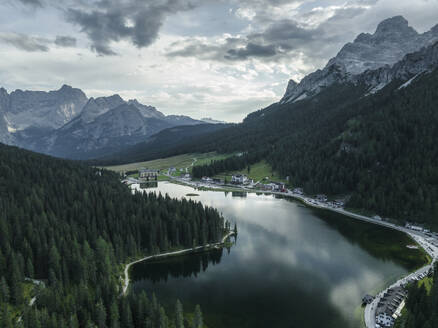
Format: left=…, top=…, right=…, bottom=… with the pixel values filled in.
left=65, top=0, right=201, bottom=55
left=17, top=0, right=44, bottom=7
left=166, top=19, right=321, bottom=62
left=225, top=42, right=278, bottom=60
left=166, top=3, right=370, bottom=63
left=0, top=33, right=49, bottom=52
left=54, top=35, right=77, bottom=47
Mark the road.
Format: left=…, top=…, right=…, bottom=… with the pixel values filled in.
left=121, top=231, right=235, bottom=296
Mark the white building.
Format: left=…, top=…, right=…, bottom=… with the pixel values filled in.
left=231, top=174, right=248, bottom=184
left=376, top=313, right=394, bottom=327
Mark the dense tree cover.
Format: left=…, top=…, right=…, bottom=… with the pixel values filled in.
left=191, top=152, right=265, bottom=179
left=394, top=264, right=438, bottom=328
left=0, top=143, right=224, bottom=327
left=94, top=124, right=230, bottom=166
left=147, top=69, right=438, bottom=227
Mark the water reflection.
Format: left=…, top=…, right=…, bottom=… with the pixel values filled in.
left=131, top=182, right=425, bottom=328
left=132, top=249, right=224, bottom=284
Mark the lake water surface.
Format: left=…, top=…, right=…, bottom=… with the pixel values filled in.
left=131, top=182, right=426, bottom=328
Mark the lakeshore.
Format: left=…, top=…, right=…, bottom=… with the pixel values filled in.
left=128, top=181, right=434, bottom=328
left=121, top=231, right=236, bottom=296
left=139, top=177, right=438, bottom=327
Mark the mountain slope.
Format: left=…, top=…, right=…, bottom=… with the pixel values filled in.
left=95, top=123, right=231, bottom=165
left=281, top=16, right=438, bottom=103
left=32, top=103, right=177, bottom=159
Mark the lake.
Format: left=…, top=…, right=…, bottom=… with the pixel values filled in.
left=131, top=182, right=427, bottom=328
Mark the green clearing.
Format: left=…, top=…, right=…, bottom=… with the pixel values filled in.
left=103, top=152, right=233, bottom=176
left=212, top=160, right=287, bottom=184
left=418, top=276, right=434, bottom=294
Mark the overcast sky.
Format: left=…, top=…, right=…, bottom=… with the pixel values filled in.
left=1, top=0, right=437, bottom=122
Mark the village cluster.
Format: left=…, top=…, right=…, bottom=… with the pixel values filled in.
left=363, top=266, right=434, bottom=328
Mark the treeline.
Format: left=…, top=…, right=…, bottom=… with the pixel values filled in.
left=165, top=69, right=438, bottom=228
left=394, top=263, right=438, bottom=328
left=0, top=143, right=224, bottom=327
left=192, top=152, right=265, bottom=178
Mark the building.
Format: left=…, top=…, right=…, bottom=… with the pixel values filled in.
left=316, top=194, right=328, bottom=202
left=139, top=168, right=158, bottom=181
left=231, top=174, right=248, bottom=184
left=376, top=313, right=394, bottom=327
left=375, top=287, right=407, bottom=326
left=293, top=188, right=303, bottom=195
left=202, top=176, right=213, bottom=183
left=362, top=294, right=374, bottom=304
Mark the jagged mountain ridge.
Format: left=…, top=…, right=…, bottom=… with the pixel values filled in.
left=281, top=16, right=438, bottom=103
left=0, top=85, right=220, bottom=159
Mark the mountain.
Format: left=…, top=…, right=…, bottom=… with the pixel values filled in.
left=127, top=99, right=166, bottom=119
left=79, top=94, right=126, bottom=123
left=0, top=86, right=206, bottom=159
left=281, top=16, right=438, bottom=103
left=30, top=103, right=175, bottom=159
left=4, top=84, right=88, bottom=131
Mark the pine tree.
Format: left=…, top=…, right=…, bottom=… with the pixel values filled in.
left=175, top=299, right=184, bottom=328
left=96, top=300, right=107, bottom=328
left=192, top=305, right=203, bottom=328
left=109, top=301, right=120, bottom=328
left=0, top=277, right=9, bottom=303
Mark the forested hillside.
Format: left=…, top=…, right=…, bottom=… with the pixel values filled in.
left=124, top=69, right=438, bottom=228
left=0, top=143, right=224, bottom=327
left=95, top=124, right=230, bottom=166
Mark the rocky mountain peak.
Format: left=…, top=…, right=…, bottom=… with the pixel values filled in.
left=285, top=79, right=298, bottom=95
left=59, top=84, right=73, bottom=91
left=375, top=16, right=413, bottom=35
left=127, top=99, right=165, bottom=119
left=281, top=16, right=438, bottom=104
left=79, top=94, right=125, bottom=124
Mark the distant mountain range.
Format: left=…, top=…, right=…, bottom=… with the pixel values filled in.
left=0, top=85, right=225, bottom=159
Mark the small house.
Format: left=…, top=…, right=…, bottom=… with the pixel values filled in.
left=231, top=174, right=248, bottom=184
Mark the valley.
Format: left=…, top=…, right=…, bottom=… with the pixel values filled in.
left=1, top=6, right=438, bottom=328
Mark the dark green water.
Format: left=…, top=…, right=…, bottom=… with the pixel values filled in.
left=131, top=182, right=426, bottom=328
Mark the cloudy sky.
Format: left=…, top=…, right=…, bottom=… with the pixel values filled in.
left=1, top=0, right=437, bottom=122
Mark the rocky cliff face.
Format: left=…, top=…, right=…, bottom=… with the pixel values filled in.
left=5, top=84, right=88, bottom=131
left=32, top=103, right=175, bottom=159
left=79, top=95, right=125, bottom=124
left=281, top=16, right=438, bottom=103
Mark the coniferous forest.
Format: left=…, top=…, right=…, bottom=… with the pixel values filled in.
left=0, top=143, right=224, bottom=327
